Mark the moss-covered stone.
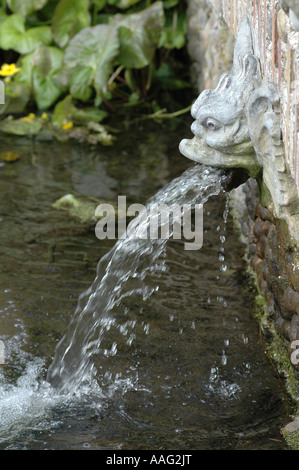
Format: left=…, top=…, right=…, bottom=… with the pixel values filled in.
left=52, top=194, right=102, bottom=224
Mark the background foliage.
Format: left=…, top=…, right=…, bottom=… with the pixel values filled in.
left=0, top=0, right=191, bottom=140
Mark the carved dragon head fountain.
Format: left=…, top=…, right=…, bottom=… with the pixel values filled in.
left=179, top=16, right=299, bottom=237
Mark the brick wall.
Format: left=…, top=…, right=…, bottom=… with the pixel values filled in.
left=190, top=0, right=299, bottom=197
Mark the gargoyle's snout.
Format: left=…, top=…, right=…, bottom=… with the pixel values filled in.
left=179, top=138, right=198, bottom=163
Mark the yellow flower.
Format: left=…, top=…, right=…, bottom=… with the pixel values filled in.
left=41, top=112, right=48, bottom=120
left=62, top=121, right=73, bottom=130
left=21, top=113, right=36, bottom=123
left=0, top=63, right=21, bottom=77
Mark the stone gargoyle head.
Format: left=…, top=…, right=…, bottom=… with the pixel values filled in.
left=180, top=16, right=299, bottom=229
left=180, top=51, right=263, bottom=179
left=179, top=11, right=271, bottom=180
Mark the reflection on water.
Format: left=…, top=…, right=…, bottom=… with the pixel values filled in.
left=0, top=121, right=290, bottom=449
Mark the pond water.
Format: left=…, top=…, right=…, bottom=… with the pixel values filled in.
left=0, top=119, right=290, bottom=450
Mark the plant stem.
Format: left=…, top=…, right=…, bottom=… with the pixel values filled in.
left=108, top=65, right=125, bottom=86
left=126, top=104, right=192, bottom=125
left=145, top=63, right=152, bottom=92
left=92, top=3, right=98, bottom=26
left=147, top=104, right=192, bottom=119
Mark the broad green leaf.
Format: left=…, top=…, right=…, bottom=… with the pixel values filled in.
left=52, top=94, right=73, bottom=127
left=152, top=63, right=191, bottom=89
left=32, top=45, right=66, bottom=109
left=69, top=66, right=93, bottom=101
left=158, top=9, right=186, bottom=49
left=64, top=24, right=120, bottom=96
left=52, top=95, right=108, bottom=128
left=20, top=26, right=52, bottom=54
left=71, top=107, right=108, bottom=124
left=14, top=52, right=35, bottom=86
left=6, top=0, right=48, bottom=17
left=0, top=14, right=52, bottom=54
left=111, top=2, right=165, bottom=69
left=159, top=29, right=185, bottom=49
left=52, top=94, right=108, bottom=128
left=0, top=117, right=42, bottom=135
left=33, top=72, right=64, bottom=109
left=12, top=47, right=65, bottom=110
left=52, top=0, right=90, bottom=48
left=33, top=44, right=64, bottom=76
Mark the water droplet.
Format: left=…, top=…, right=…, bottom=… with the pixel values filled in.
left=242, top=334, right=248, bottom=344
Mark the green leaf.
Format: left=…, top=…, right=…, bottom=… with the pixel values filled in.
left=0, top=83, right=31, bottom=115
left=33, top=73, right=64, bottom=109
left=12, top=47, right=66, bottom=111
left=17, top=45, right=66, bottom=109
left=71, top=107, right=108, bottom=124
left=14, top=52, right=35, bottom=86
left=111, top=2, right=165, bottom=69
left=63, top=23, right=120, bottom=96
left=6, top=0, right=48, bottom=17
left=52, top=0, right=90, bottom=48
left=0, top=116, right=42, bottom=135
left=158, top=9, right=186, bottom=49
left=159, top=29, right=185, bottom=49
left=162, top=0, right=179, bottom=8
left=33, top=44, right=64, bottom=75
left=0, top=14, right=52, bottom=54
left=107, top=0, right=142, bottom=9
left=152, top=63, right=191, bottom=89
left=52, top=94, right=73, bottom=127
left=0, top=8, right=7, bottom=26
left=91, top=0, right=107, bottom=8
left=52, top=95, right=108, bottom=128
left=68, top=67, right=93, bottom=101
left=128, top=91, right=140, bottom=103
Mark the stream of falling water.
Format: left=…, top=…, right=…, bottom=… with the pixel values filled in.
left=0, top=164, right=226, bottom=444
left=47, top=164, right=223, bottom=393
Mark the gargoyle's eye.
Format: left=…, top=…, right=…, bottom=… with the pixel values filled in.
left=204, top=118, right=220, bottom=131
